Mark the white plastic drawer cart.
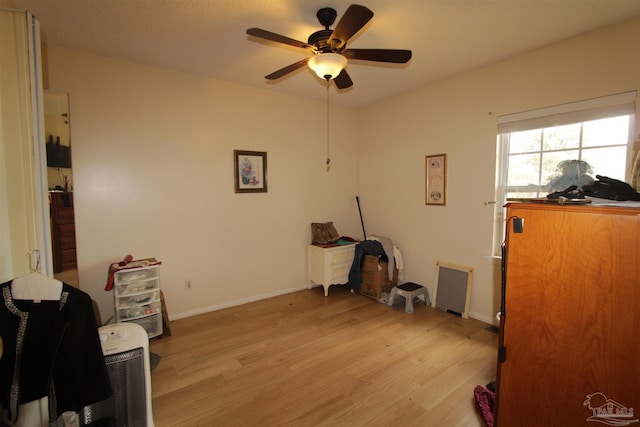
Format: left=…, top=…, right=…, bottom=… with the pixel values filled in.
left=113, top=263, right=163, bottom=338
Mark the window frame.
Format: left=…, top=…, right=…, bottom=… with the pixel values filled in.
left=492, top=92, right=637, bottom=256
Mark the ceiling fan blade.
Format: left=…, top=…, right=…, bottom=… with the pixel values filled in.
left=343, top=49, right=412, bottom=63
left=265, top=58, right=310, bottom=80
left=328, top=5, right=373, bottom=50
left=333, top=69, right=353, bottom=89
left=247, top=28, right=313, bottom=51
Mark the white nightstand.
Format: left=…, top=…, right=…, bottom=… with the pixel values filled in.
left=307, top=243, right=356, bottom=296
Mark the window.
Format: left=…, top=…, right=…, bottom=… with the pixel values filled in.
left=493, top=92, right=636, bottom=255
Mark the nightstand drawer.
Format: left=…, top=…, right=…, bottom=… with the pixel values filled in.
left=327, top=249, right=355, bottom=266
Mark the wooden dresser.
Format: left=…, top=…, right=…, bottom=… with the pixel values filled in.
left=495, top=203, right=639, bottom=426
left=50, top=192, right=77, bottom=273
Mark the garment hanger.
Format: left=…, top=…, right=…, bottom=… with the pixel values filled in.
left=10, top=250, right=63, bottom=301
left=11, top=272, right=63, bottom=301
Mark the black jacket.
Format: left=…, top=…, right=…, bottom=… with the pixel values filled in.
left=0, top=281, right=112, bottom=422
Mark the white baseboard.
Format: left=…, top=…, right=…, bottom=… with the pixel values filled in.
left=469, top=310, right=499, bottom=325
left=169, top=285, right=308, bottom=321
left=169, top=286, right=500, bottom=328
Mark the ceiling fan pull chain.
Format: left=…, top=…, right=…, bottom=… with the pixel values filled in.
left=326, top=79, right=331, bottom=172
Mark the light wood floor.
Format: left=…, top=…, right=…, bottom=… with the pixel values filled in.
left=149, top=285, right=498, bottom=426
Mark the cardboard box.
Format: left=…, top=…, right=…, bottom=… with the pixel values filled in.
left=360, top=255, right=398, bottom=301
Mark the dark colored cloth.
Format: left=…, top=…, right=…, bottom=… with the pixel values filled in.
left=582, top=175, right=640, bottom=201
left=0, top=281, right=112, bottom=423
left=347, top=240, right=388, bottom=293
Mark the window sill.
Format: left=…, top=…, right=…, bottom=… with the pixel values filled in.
left=485, top=255, right=502, bottom=265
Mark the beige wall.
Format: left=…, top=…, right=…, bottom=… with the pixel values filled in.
left=357, top=17, right=640, bottom=322
left=45, top=47, right=360, bottom=323
left=44, top=17, right=639, bottom=324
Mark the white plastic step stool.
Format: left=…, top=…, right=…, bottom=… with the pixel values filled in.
left=387, top=282, right=430, bottom=314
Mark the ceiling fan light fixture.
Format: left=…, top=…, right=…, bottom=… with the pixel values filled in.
left=308, top=53, right=347, bottom=80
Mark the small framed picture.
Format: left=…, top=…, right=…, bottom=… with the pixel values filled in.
left=234, top=150, right=267, bottom=193
left=425, top=153, right=446, bottom=205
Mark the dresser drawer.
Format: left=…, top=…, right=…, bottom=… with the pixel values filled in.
left=327, top=248, right=355, bottom=266
left=328, top=264, right=351, bottom=283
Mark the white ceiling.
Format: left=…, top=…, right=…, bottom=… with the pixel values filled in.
left=10, top=0, right=640, bottom=107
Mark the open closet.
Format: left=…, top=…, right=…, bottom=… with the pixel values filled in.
left=0, top=9, right=108, bottom=426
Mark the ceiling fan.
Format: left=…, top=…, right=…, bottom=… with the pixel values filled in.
left=246, top=4, right=412, bottom=89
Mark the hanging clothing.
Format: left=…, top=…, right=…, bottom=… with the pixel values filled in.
left=347, top=240, right=388, bottom=293
left=368, top=235, right=396, bottom=280
left=0, top=281, right=112, bottom=423
left=362, top=235, right=405, bottom=282
left=393, top=245, right=405, bottom=282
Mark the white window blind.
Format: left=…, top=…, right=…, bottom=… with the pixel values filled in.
left=498, top=91, right=636, bottom=133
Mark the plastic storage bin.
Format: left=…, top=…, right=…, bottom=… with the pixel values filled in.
left=113, top=264, right=163, bottom=338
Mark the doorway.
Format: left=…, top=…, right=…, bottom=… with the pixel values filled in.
left=44, top=91, right=78, bottom=287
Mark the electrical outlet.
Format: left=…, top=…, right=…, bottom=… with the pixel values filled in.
left=513, top=217, right=524, bottom=233
left=185, top=279, right=192, bottom=291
